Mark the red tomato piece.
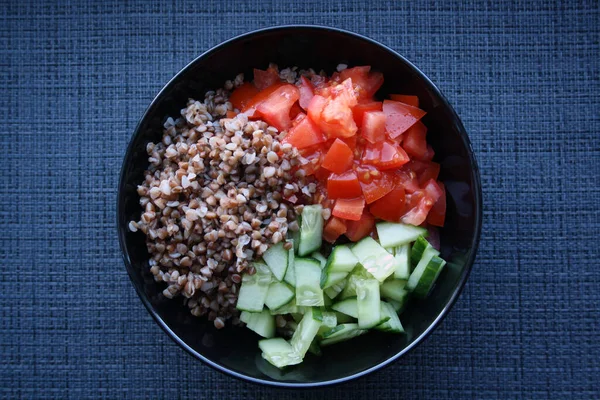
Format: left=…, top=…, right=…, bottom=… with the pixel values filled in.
left=327, top=171, right=363, bottom=199
left=369, top=188, right=406, bottom=222
left=394, top=166, right=420, bottom=193
left=345, top=210, right=375, bottom=241
left=314, top=167, right=331, bottom=184
left=427, top=182, right=446, bottom=227
left=242, top=82, right=286, bottom=117
left=254, top=67, right=280, bottom=90
left=361, top=111, right=387, bottom=143
left=402, top=121, right=428, bottom=159
left=321, top=138, right=354, bottom=174
left=358, top=170, right=395, bottom=204
left=289, top=102, right=303, bottom=120
left=307, top=94, right=327, bottom=124
left=352, top=101, right=383, bottom=126
left=342, top=135, right=358, bottom=152
left=229, top=82, right=260, bottom=110
left=389, top=94, right=419, bottom=107
left=339, top=66, right=384, bottom=99
left=421, top=144, right=435, bottom=161
left=410, top=160, right=441, bottom=186
left=361, top=141, right=410, bottom=170
left=318, top=79, right=358, bottom=138
left=298, top=76, right=315, bottom=111
left=282, top=113, right=325, bottom=149
left=423, top=179, right=444, bottom=201
left=323, top=217, right=347, bottom=243
left=332, top=198, right=365, bottom=221
left=256, top=84, right=300, bottom=131
left=383, top=100, right=427, bottom=139
left=400, top=180, right=442, bottom=226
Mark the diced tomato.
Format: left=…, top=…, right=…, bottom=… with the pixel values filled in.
left=358, top=170, right=395, bottom=204
left=332, top=197, right=365, bottom=221
left=327, top=171, right=363, bottom=199
left=298, top=76, right=315, bottom=111
left=421, top=144, right=435, bottom=161
left=410, top=160, right=440, bottom=186
left=242, top=82, right=286, bottom=117
left=299, top=145, right=326, bottom=176
left=282, top=113, right=325, bottom=149
left=427, top=182, right=446, bottom=227
left=369, top=188, right=406, bottom=222
left=361, top=141, right=410, bottom=170
left=342, top=135, right=358, bottom=152
left=383, top=100, right=427, bottom=139
left=289, top=102, right=303, bottom=120
left=307, top=94, right=327, bottom=123
left=321, top=139, right=354, bottom=174
left=402, top=121, right=428, bottom=159
left=363, top=72, right=384, bottom=98
left=229, top=82, right=260, bottom=110
left=345, top=210, right=375, bottom=241
left=361, top=111, right=386, bottom=143
left=340, top=66, right=384, bottom=99
left=400, top=180, right=442, bottom=226
left=255, top=84, right=300, bottom=131
left=253, top=67, right=280, bottom=90
left=394, top=166, right=420, bottom=193
left=423, top=179, right=444, bottom=201
left=323, top=217, right=347, bottom=243
left=389, top=94, right=419, bottom=107
left=314, top=167, right=331, bottom=183
left=352, top=101, right=383, bottom=126
left=316, top=79, right=358, bottom=138
left=339, top=66, right=371, bottom=84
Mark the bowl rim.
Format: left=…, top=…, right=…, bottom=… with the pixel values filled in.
left=117, top=24, right=483, bottom=388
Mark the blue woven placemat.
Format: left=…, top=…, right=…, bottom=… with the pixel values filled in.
left=1, top=0, right=599, bottom=398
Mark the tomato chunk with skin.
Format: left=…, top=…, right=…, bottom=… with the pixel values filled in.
left=361, top=111, right=387, bottom=143
left=369, top=188, right=406, bottom=222
left=383, top=100, right=427, bottom=139
left=282, top=113, right=325, bottom=149
left=340, top=66, right=384, bottom=99
left=317, top=79, right=358, bottom=138
left=427, top=182, right=446, bottom=227
left=359, top=171, right=395, bottom=204
left=321, top=139, right=354, bottom=174
left=389, top=94, right=419, bottom=107
left=327, top=171, right=363, bottom=199
left=332, top=198, right=365, bottom=221
left=323, top=217, right=347, bottom=243
left=410, top=160, right=440, bottom=186
left=361, top=141, right=410, bottom=170
left=345, top=210, right=375, bottom=241
left=400, top=180, right=442, bottom=226
left=229, top=82, right=260, bottom=110
left=395, top=166, right=420, bottom=193
left=254, top=67, right=280, bottom=90
left=298, top=76, right=315, bottom=111
left=242, top=82, right=285, bottom=117
left=256, top=84, right=300, bottom=131
left=402, top=121, right=428, bottom=159
left=352, top=101, right=383, bottom=126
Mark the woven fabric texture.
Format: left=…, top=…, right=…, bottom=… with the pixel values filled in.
left=1, top=0, right=599, bottom=398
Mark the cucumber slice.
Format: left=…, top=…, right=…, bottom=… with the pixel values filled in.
left=393, top=243, right=411, bottom=280
left=410, top=236, right=430, bottom=267
left=264, top=282, right=295, bottom=310
left=320, top=271, right=348, bottom=290
left=259, top=338, right=302, bottom=368
left=308, top=340, right=322, bottom=356
left=356, top=278, right=388, bottom=329
left=380, top=279, right=408, bottom=302
left=331, top=297, right=358, bottom=318
left=295, top=258, right=325, bottom=306
left=388, top=299, right=405, bottom=313
left=311, top=251, right=327, bottom=268
left=291, top=230, right=300, bottom=253
left=334, top=311, right=356, bottom=324
left=246, top=309, right=276, bottom=338
left=298, top=205, right=323, bottom=256
left=236, top=263, right=272, bottom=312
left=290, top=307, right=323, bottom=358
left=375, top=302, right=405, bottom=333
left=263, top=242, right=288, bottom=281
left=320, top=245, right=358, bottom=289
left=240, top=310, right=252, bottom=324
left=376, top=222, right=427, bottom=248
left=320, top=323, right=368, bottom=347
left=269, top=300, right=304, bottom=315
left=409, top=253, right=446, bottom=298
left=324, top=279, right=347, bottom=300
left=317, top=311, right=338, bottom=336
left=351, top=237, right=397, bottom=282
left=283, top=240, right=296, bottom=286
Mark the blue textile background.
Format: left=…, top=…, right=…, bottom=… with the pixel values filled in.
left=1, top=0, right=599, bottom=398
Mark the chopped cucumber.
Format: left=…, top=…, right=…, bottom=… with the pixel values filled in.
left=375, top=302, right=405, bottom=333
left=298, top=205, right=323, bottom=256
left=269, top=300, right=304, bottom=315
left=320, top=245, right=358, bottom=289
left=356, top=278, right=388, bottom=329
left=320, top=271, right=347, bottom=290
left=410, top=254, right=446, bottom=298
left=240, top=310, right=252, bottom=324
left=393, top=243, right=411, bottom=280
left=376, top=222, right=427, bottom=248
left=263, top=241, right=288, bottom=281
left=264, top=282, right=295, bottom=310
left=388, top=299, right=405, bottom=313
left=290, top=307, right=323, bottom=358
left=245, top=309, right=275, bottom=338
left=334, top=311, right=356, bottom=324
left=407, top=246, right=440, bottom=295
left=324, top=279, right=346, bottom=300
left=380, top=279, right=408, bottom=303
left=259, top=338, right=302, bottom=368
left=291, top=230, right=300, bottom=253
left=311, top=251, right=327, bottom=268
left=283, top=240, right=296, bottom=286
left=317, top=311, right=338, bottom=336
left=236, top=263, right=272, bottom=312
left=295, top=258, right=325, bottom=306
left=308, top=340, right=322, bottom=356
left=351, top=237, right=397, bottom=282
left=331, top=297, right=358, bottom=318
left=320, top=323, right=368, bottom=347
left=291, top=313, right=303, bottom=323
left=410, top=236, right=430, bottom=267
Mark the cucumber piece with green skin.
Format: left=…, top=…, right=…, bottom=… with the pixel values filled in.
left=259, top=338, right=302, bottom=368
left=290, top=313, right=303, bottom=323
left=380, top=279, right=408, bottom=302
left=236, top=263, right=272, bottom=312
left=308, top=340, right=322, bottom=356
left=356, top=278, right=388, bottom=329
left=376, top=222, right=427, bottom=248
left=351, top=237, right=397, bottom=282
left=283, top=240, right=296, bottom=286
left=407, top=246, right=440, bottom=294
left=264, top=281, right=295, bottom=310
left=320, top=245, right=359, bottom=289
left=246, top=309, right=276, bottom=338
left=290, top=307, right=323, bottom=358
left=393, top=243, right=411, bottom=280
left=295, top=258, right=325, bottom=306
left=324, top=279, right=346, bottom=300
left=410, top=254, right=447, bottom=298
left=331, top=297, right=358, bottom=318
left=269, top=300, right=304, bottom=315
left=334, top=311, right=356, bottom=324
left=298, top=205, right=323, bottom=256
left=319, top=323, right=368, bottom=347
left=262, top=241, right=288, bottom=281
left=388, top=299, right=405, bottom=313
left=317, top=311, right=338, bottom=336
left=291, top=230, right=300, bottom=254
left=410, top=236, right=430, bottom=267
left=375, top=302, right=405, bottom=333
left=338, top=266, right=375, bottom=299
left=240, top=311, right=252, bottom=324
left=311, top=252, right=327, bottom=268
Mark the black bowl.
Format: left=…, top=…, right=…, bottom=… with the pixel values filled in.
left=117, top=25, right=482, bottom=387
